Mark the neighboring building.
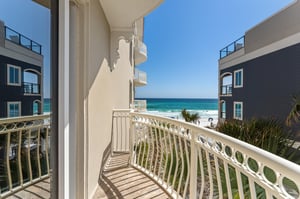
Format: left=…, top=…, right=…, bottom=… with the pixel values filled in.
left=0, top=20, right=43, bottom=118
left=218, top=0, right=300, bottom=129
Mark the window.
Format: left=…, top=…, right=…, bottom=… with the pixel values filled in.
left=7, top=102, right=21, bottom=117
left=234, top=102, right=243, bottom=120
left=7, top=64, right=21, bottom=86
left=221, top=101, right=226, bottom=119
left=234, top=69, right=243, bottom=88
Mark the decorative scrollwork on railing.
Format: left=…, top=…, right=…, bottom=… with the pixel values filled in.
left=126, top=112, right=300, bottom=199
left=0, top=114, right=50, bottom=197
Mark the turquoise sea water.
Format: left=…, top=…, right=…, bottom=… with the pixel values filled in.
left=137, top=98, right=218, bottom=122
left=43, top=98, right=219, bottom=122
left=43, top=98, right=51, bottom=113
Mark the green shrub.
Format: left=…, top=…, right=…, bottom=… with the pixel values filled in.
left=217, top=118, right=300, bottom=164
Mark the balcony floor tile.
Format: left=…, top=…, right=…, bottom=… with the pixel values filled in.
left=7, top=178, right=50, bottom=199
left=93, top=153, right=171, bottom=199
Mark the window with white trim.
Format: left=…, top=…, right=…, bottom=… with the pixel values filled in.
left=233, top=101, right=243, bottom=120
left=7, top=64, right=21, bottom=86
left=234, top=69, right=243, bottom=88
left=7, top=101, right=21, bottom=117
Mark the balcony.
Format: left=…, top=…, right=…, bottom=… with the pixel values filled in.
left=2, top=111, right=300, bottom=199
left=4, top=26, right=42, bottom=55
left=132, top=99, right=147, bottom=112
left=0, top=115, right=50, bottom=198
left=221, top=84, right=232, bottom=96
left=106, top=110, right=300, bottom=199
left=134, top=40, right=147, bottom=65
left=134, top=69, right=147, bottom=86
left=23, top=82, right=40, bottom=95
left=220, top=36, right=244, bottom=59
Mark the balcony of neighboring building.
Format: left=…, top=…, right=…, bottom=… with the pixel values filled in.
left=219, top=36, right=245, bottom=60
left=23, top=69, right=42, bottom=95
left=4, top=26, right=42, bottom=55
left=134, top=39, right=147, bottom=65
left=220, top=73, right=232, bottom=97
left=0, top=21, right=43, bottom=67
left=1, top=111, right=300, bottom=199
left=134, top=69, right=147, bottom=86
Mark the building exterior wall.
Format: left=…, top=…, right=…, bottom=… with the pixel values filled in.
left=68, top=1, right=134, bottom=198
left=0, top=47, right=43, bottom=118
left=220, top=43, right=300, bottom=136
left=219, top=1, right=300, bottom=140
left=245, top=0, right=300, bottom=54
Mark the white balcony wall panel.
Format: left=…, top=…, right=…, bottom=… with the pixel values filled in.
left=83, top=0, right=133, bottom=198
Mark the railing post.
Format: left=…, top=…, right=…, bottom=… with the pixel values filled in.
left=190, top=130, right=197, bottom=198
left=129, top=111, right=134, bottom=165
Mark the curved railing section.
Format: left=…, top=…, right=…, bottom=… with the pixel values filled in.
left=127, top=112, right=300, bottom=199
left=0, top=114, right=50, bottom=197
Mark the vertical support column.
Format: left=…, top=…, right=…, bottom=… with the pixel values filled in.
left=0, top=20, right=5, bottom=47
left=189, top=130, right=197, bottom=198
left=58, top=0, right=70, bottom=198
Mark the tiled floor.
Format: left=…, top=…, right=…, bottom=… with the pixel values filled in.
left=93, top=153, right=171, bottom=199
left=6, top=154, right=170, bottom=199
left=7, top=178, right=50, bottom=199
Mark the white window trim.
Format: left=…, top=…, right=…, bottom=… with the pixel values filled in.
left=7, top=64, right=22, bottom=86
left=220, top=100, right=226, bottom=119
left=233, top=101, right=243, bottom=120
left=7, top=101, right=21, bottom=117
left=234, top=69, right=243, bottom=88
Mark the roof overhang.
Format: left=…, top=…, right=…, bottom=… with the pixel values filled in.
left=99, top=0, right=164, bottom=31
left=32, top=0, right=50, bottom=8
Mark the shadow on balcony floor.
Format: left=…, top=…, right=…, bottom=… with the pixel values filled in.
left=93, top=153, right=171, bottom=199
left=7, top=178, right=50, bottom=199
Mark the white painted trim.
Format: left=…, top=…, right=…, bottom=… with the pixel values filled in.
left=58, top=0, right=70, bottom=199
left=7, top=101, right=21, bottom=117
left=7, top=64, right=21, bottom=86
left=234, top=69, right=243, bottom=88
left=233, top=101, right=243, bottom=120
left=24, top=68, right=42, bottom=76
left=220, top=100, right=226, bottom=119
left=220, top=72, right=232, bottom=78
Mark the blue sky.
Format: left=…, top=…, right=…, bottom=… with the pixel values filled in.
left=0, top=0, right=293, bottom=99
left=0, top=0, right=50, bottom=97
left=136, top=0, right=293, bottom=98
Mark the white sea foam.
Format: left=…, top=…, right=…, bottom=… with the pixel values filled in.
left=145, top=109, right=218, bottom=127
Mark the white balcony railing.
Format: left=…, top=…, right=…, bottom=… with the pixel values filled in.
left=134, top=39, right=147, bottom=65
left=112, top=110, right=300, bottom=199
left=0, top=114, right=51, bottom=198
left=134, top=69, right=147, bottom=86
left=132, top=100, right=147, bottom=112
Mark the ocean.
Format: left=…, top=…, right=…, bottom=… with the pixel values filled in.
left=43, top=98, right=51, bottom=113
left=43, top=98, right=219, bottom=124
left=137, top=98, right=219, bottom=124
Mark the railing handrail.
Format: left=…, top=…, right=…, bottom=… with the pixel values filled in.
left=0, top=114, right=50, bottom=124
left=0, top=114, right=51, bottom=197
left=134, top=69, right=147, bottom=83
left=220, top=36, right=245, bottom=59
left=4, top=26, right=42, bottom=54
left=125, top=111, right=300, bottom=198
left=130, top=112, right=299, bottom=170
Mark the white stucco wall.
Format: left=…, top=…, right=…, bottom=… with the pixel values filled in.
left=83, top=0, right=133, bottom=197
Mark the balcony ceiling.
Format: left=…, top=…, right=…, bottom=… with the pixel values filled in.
left=32, top=0, right=50, bottom=8
left=99, top=0, right=164, bottom=31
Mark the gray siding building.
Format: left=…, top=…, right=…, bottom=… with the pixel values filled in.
left=0, top=20, right=43, bottom=118
left=218, top=1, right=300, bottom=138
